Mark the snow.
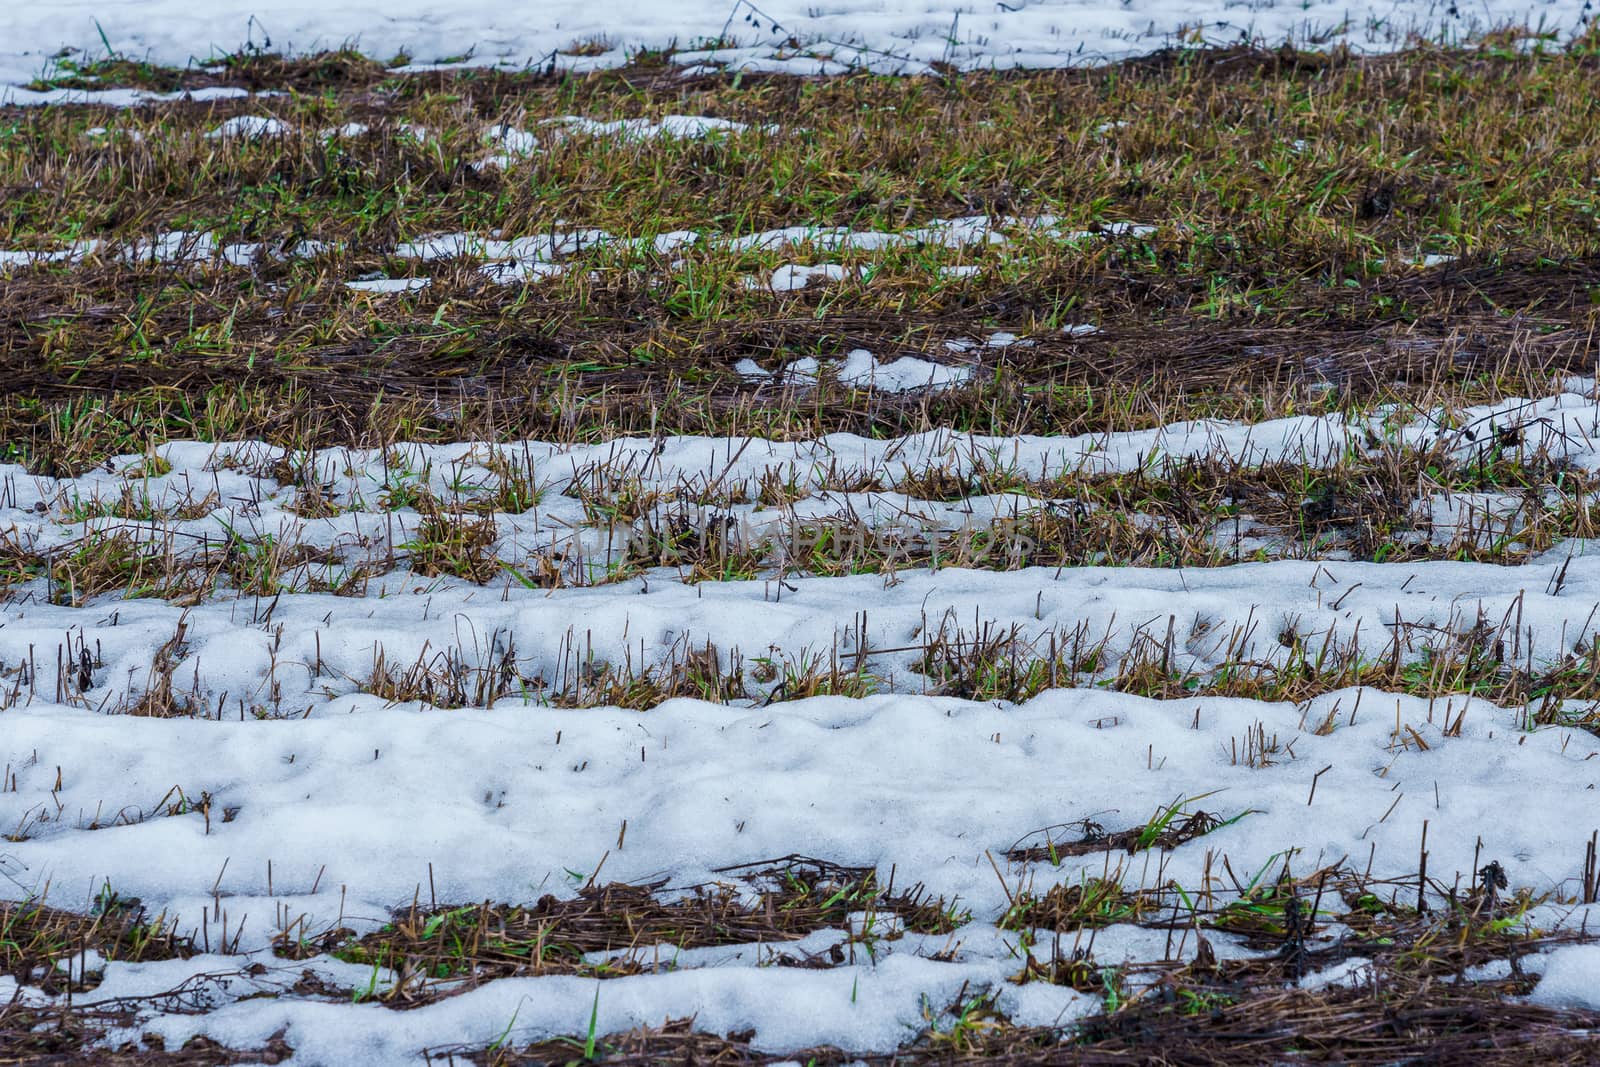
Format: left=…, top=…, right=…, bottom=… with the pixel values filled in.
left=0, top=214, right=1148, bottom=283
left=1530, top=943, right=1600, bottom=1010
left=119, top=952, right=1054, bottom=1059
left=206, top=115, right=292, bottom=140
left=5, top=383, right=1600, bottom=1055
left=473, top=124, right=540, bottom=169
left=124, top=231, right=265, bottom=267
left=3, top=572, right=1599, bottom=1053
left=1300, top=957, right=1374, bottom=990
left=7, top=0, right=1600, bottom=1053
left=5, top=0, right=1596, bottom=97
left=0, top=243, right=99, bottom=269
left=484, top=124, right=539, bottom=155
left=545, top=114, right=765, bottom=140
left=344, top=277, right=430, bottom=293
left=323, top=121, right=371, bottom=139
left=736, top=347, right=970, bottom=391
left=755, top=262, right=863, bottom=292
left=2, top=85, right=268, bottom=108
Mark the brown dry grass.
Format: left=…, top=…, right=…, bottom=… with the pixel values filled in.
left=439, top=859, right=1600, bottom=1065
left=443, top=969, right=1600, bottom=1066
left=5, top=44, right=1600, bottom=471
left=298, top=858, right=962, bottom=1003
left=0, top=896, right=194, bottom=991
left=0, top=1000, right=290, bottom=1065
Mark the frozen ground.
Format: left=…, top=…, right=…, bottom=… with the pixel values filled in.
left=3, top=0, right=1598, bottom=101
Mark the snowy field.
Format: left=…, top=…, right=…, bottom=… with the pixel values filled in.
left=2, top=0, right=1599, bottom=100
left=4, top=2, right=1600, bottom=1064
left=8, top=391, right=1600, bottom=1061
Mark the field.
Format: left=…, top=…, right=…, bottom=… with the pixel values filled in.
left=5, top=15, right=1600, bottom=1065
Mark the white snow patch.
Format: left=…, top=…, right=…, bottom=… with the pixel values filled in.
left=753, top=262, right=862, bottom=292
left=5, top=381, right=1600, bottom=1052
left=5, top=0, right=1598, bottom=101
left=1, top=214, right=1152, bottom=281
left=1530, top=944, right=1600, bottom=1010
left=744, top=348, right=971, bottom=392
left=205, top=115, right=291, bottom=140
left=1, top=84, right=267, bottom=108
left=475, top=124, right=541, bottom=168
left=545, top=114, right=764, bottom=141
left=345, top=276, right=430, bottom=293
left=1300, top=957, right=1373, bottom=990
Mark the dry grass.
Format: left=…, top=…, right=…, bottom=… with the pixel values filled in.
left=441, top=995, right=1600, bottom=1066
left=428, top=851, right=1600, bottom=1065
left=6, top=849, right=1596, bottom=1065
left=287, top=858, right=962, bottom=1003
left=9, top=38, right=1600, bottom=1063
left=17, top=427, right=1600, bottom=610
left=0, top=1000, right=290, bottom=1064
left=0, top=894, right=194, bottom=991
left=3, top=43, right=1600, bottom=470
left=907, top=600, right=1600, bottom=731
left=0, top=526, right=44, bottom=590
left=402, top=504, right=502, bottom=583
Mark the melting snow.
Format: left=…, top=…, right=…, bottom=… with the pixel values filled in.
left=753, top=262, right=863, bottom=291
left=738, top=347, right=971, bottom=392
left=4, top=382, right=1600, bottom=1057
left=204, top=115, right=291, bottom=139
left=344, top=276, right=430, bottom=293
